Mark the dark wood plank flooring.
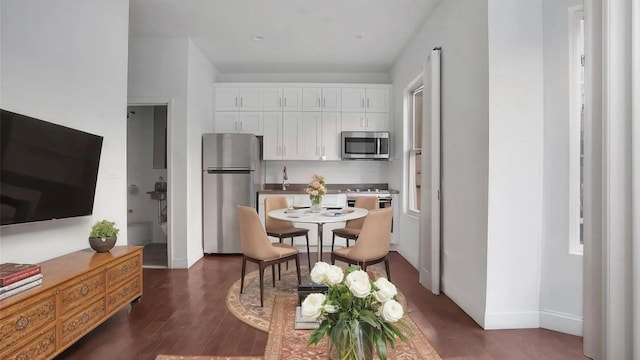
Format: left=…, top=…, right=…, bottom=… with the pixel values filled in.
left=57, top=252, right=586, bottom=359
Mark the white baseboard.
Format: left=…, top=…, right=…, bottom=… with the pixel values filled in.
left=441, top=281, right=486, bottom=328
left=483, top=310, right=540, bottom=329
left=539, top=309, right=583, bottom=336
left=171, top=257, right=189, bottom=269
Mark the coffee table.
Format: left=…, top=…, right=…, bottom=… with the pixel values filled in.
left=268, top=207, right=368, bottom=262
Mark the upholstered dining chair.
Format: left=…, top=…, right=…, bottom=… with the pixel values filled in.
left=331, top=207, right=393, bottom=280
left=237, top=205, right=301, bottom=307
left=331, top=196, right=379, bottom=251
left=264, top=196, right=311, bottom=271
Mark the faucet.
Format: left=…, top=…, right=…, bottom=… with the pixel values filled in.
left=282, top=166, right=289, bottom=190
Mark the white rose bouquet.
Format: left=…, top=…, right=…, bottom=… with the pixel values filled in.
left=302, top=262, right=408, bottom=360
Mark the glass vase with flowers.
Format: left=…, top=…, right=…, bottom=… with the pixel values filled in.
left=306, top=174, right=327, bottom=212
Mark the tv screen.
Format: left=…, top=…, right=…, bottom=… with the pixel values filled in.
left=0, top=109, right=103, bottom=226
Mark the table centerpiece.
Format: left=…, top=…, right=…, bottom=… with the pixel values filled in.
left=306, top=174, right=327, bottom=212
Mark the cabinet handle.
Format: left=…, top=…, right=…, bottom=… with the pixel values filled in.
left=361, top=117, right=365, bottom=128
left=277, top=146, right=281, bottom=156
left=284, top=98, right=287, bottom=107
left=283, top=146, right=287, bottom=156
left=279, top=98, right=282, bottom=107
left=323, top=98, right=326, bottom=108
left=322, top=146, right=326, bottom=156
left=317, top=98, right=320, bottom=107
left=240, top=97, right=243, bottom=107
left=316, top=146, right=320, bottom=156
left=367, top=98, right=370, bottom=108
left=235, top=97, right=238, bottom=107
left=361, top=99, right=365, bottom=108
left=239, top=121, right=243, bottom=132
left=234, top=121, right=238, bottom=131
left=366, top=118, right=369, bottom=128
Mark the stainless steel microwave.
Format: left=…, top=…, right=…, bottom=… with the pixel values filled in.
left=341, top=131, right=390, bottom=160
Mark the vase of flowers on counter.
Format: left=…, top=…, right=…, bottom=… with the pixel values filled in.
left=306, top=174, right=327, bottom=212
left=302, top=262, right=408, bottom=360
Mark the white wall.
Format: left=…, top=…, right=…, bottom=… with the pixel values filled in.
left=128, top=37, right=216, bottom=268
left=0, top=0, right=130, bottom=263
left=485, top=0, right=545, bottom=329
left=540, top=0, right=584, bottom=336
left=389, top=0, right=490, bottom=326
left=185, top=39, right=216, bottom=266
left=128, top=37, right=189, bottom=268
left=263, top=160, right=390, bottom=185
left=126, top=106, right=167, bottom=244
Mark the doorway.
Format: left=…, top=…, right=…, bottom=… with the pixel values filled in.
left=126, top=104, right=169, bottom=268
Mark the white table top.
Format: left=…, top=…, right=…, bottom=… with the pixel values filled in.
left=268, top=207, right=368, bottom=224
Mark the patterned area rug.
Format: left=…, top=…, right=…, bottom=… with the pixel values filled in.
left=226, top=264, right=402, bottom=332
left=156, top=356, right=260, bottom=360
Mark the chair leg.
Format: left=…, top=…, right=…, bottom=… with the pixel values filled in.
left=331, top=233, right=336, bottom=252
left=259, top=262, right=265, bottom=307
left=272, top=264, right=276, bottom=287
left=385, top=257, right=391, bottom=281
left=285, top=237, right=292, bottom=270
left=346, top=238, right=350, bottom=247
left=295, top=256, right=302, bottom=285
left=305, top=234, right=311, bottom=272
left=240, top=257, right=247, bottom=294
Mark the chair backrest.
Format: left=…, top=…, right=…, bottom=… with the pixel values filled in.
left=345, top=207, right=393, bottom=261
left=237, top=205, right=279, bottom=259
left=345, top=196, right=379, bottom=230
left=264, top=196, right=293, bottom=231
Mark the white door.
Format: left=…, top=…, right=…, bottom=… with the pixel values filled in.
left=263, top=113, right=282, bottom=160
left=419, top=49, right=442, bottom=295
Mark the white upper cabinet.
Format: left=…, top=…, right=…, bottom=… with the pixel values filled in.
left=300, top=112, right=321, bottom=160
left=215, top=87, right=263, bottom=111
left=341, top=87, right=389, bottom=113
left=262, top=112, right=283, bottom=159
left=341, top=112, right=388, bottom=132
left=341, top=88, right=367, bottom=112
left=213, top=112, right=263, bottom=135
left=263, top=87, right=283, bottom=111
left=322, top=88, right=342, bottom=112
left=302, top=88, right=322, bottom=111
left=283, top=88, right=303, bottom=111
left=320, top=112, right=342, bottom=160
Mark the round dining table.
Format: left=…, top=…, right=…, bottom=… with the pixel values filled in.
left=268, top=207, right=368, bottom=263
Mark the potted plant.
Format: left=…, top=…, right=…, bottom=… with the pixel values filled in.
left=88, top=220, right=119, bottom=252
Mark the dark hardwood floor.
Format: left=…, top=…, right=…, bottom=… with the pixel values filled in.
left=58, top=252, right=586, bottom=359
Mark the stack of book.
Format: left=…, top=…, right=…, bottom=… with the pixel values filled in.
left=0, top=263, right=43, bottom=301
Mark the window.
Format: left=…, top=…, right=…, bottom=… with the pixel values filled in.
left=408, top=85, right=423, bottom=213
left=568, top=5, right=584, bottom=254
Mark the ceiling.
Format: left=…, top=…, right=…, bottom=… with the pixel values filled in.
left=128, top=0, right=438, bottom=73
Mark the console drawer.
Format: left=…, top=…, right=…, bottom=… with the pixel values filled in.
left=106, top=255, right=140, bottom=289
left=59, top=269, right=105, bottom=316
left=107, top=276, right=141, bottom=314
left=0, top=293, right=56, bottom=356
left=60, top=299, right=105, bottom=347
left=3, top=325, right=56, bottom=360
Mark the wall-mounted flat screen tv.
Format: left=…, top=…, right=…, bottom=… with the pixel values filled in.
left=0, top=109, right=103, bottom=226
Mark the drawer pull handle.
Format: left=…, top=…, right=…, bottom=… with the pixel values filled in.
left=81, top=312, right=90, bottom=324
left=80, top=284, right=90, bottom=296
left=17, top=354, right=28, bottom=360
left=15, top=317, right=29, bottom=330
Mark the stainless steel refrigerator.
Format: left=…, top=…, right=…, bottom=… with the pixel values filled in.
left=202, top=133, right=262, bottom=253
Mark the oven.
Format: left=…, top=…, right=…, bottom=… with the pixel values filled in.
left=346, top=194, right=393, bottom=233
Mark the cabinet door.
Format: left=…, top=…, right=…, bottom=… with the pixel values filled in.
left=215, top=88, right=239, bottom=111
left=213, top=112, right=239, bottom=132
left=302, top=87, right=322, bottom=111
left=322, top=88, right=342, bottom=111
left=365, top=113, right=389, bottom=131
left=321, top=112, right=342, bottom=160
left=282, top=113, right=301, bottom=159
left=238, top=88, right=263, bottom=111
left=263, top=87, right=283, bottom=111
left=263, top=113, right=282, bottom=160
left=341, top=113, right=366, bottom=132
left=238, top=112, right=263, bottom=135
left=365, top=88, right=390, bottom=112
left=283, top=88, right=303, bottom=111
left=300, top=112, right=321, bottom=160
left=341, top=88, right=366, bottom=112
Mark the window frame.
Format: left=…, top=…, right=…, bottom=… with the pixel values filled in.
left=405, top=79, right=424, bottom=215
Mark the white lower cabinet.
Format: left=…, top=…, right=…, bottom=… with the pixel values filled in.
left=214, top=112, right=263, bottom=135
